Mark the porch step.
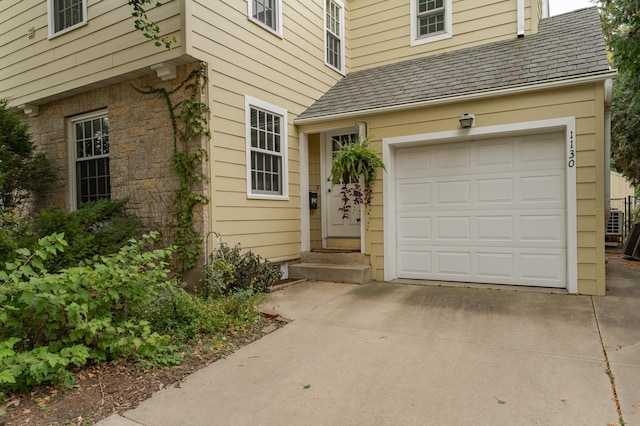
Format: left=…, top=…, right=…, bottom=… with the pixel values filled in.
left=288, top=252, right=371, bottom=284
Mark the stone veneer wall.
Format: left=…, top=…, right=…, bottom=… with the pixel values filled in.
left=25, top=62, right=208, bottom=251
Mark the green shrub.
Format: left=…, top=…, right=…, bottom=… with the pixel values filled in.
left=203, top=243, right=282, bottom=296
left=0, top=232, right=181, bottom=393
left=0, top=198, right=142, bottom=270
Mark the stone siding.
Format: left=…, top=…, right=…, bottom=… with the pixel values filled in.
left=25, top=62, right=208, bottom=251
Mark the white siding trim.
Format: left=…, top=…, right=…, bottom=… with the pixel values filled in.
left=300, top=132, right=311, bottom=252
left=383, top=117, right=578, bottom=293
left=244, top=95, right=289, bottom=201
left=47, top=0, right=88, bottom=39
left=410, top=0, right=453, bottom=47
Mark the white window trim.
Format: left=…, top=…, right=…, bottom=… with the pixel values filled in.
left=245, top=96, right=289, bottom=200
left=247, top=0, right=283, bottom=38
left=324, top=0, right=346, bottom=75
left=410, top=0, right=453, bottom=46
left=47, top=0, right=88, bottom=39
left=67, top=109, right=109, bottom=211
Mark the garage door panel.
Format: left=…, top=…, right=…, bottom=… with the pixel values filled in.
left=436, top=251, right=471, bottom=276
left=477, top=215, right=514, bottom=241
left=397, top=180, right=431, bottom=208
left=396, top=149, right=430, bottom=179
left=520, top=251, right=565, bottom=285
left=436, top=216, right=471, bottom=240
left=398, top=215, right=431, bottom=245
left=520, top=213, right=565, bottom=243
left=518, top=134, right=565, bottom=166
left=397, top=249, right=432, bottom=278
left=519, top=174, right=565, bottom=204
left=395, top=132, right=567, bottom=288
left=476, top=140, right=514, bottom=167
left=476, top=178, right=514, bottom=204
left=435, top=145, right=470, bottom=170
left=436, top=180, right=471, bottom=205
left=477, top=252, right=515, bottom=278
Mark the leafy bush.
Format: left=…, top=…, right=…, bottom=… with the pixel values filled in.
left=203, top=243, right=282, bottom=296
left=0, top=98, right=57, bottom=209
left=0, top=198, right=141, bottom=270
left=0, top=233, right=181, bottom=393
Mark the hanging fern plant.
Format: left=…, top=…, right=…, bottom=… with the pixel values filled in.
left=330, top=136, right=385, bottom=220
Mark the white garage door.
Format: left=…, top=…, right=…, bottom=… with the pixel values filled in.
left=395, top=132, right=566, bottom=288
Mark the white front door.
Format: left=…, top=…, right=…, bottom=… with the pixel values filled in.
left=325, top=132, right=362, bottom=238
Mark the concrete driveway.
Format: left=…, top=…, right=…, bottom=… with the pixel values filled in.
left=102, top=251, right=640, bottom=425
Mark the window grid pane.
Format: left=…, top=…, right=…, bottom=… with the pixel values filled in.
left=326, top=0, right=342, bottom=70
left=253, top=0, right=276, bottom=31
left=417, top=0, right=445, bottom=37
left=73, top=114, right=110, bottom=206
left=250, top=107, right=283, bottom=195
left=55, top=0, right=84, bottom=33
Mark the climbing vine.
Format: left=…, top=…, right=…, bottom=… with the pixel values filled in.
left=135, top=63, right=210, bottom=276
left=128, top=0, right=177, bottom=49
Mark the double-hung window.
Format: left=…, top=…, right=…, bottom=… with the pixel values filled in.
left=245, top=96, right=288, bottom=200
left=69, top=111, right=110, bottom=209
left=325, top=0, right=345, bottom=73
left=248, top=0, right=283, bottom=36
left=411, top=0, right=452, bottom=46
left=48, top=0, right=87, bottom=38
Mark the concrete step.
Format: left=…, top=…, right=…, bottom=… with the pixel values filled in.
left=301, top=251, right=370, bottom=265
left=289, top=262, right=371, bottom=284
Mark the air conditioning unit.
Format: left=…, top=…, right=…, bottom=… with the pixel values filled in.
left=607, top=209, right=624, bottom=236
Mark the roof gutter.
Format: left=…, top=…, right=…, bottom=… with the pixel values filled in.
left=294, top=70, right=618, bottom=125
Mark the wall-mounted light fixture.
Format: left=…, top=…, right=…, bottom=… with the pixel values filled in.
left=459, top=113, right=475, bottom=129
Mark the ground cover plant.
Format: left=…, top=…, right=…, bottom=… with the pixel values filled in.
left=0, top=231, right=277, bottom=424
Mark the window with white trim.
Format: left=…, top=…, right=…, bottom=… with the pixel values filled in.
left=48, top=0, right=87, bottom=37
left=410, top=0, right=452, bottom=46
left=325, top=0, right=345, bottom=73
left=69, top=111, right=110, bottom=209
left=245, top=96, right=288, bottom=199
left=248, top=0, right=282, bottom=36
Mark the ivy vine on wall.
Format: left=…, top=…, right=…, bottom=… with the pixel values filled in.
left=134, top=63, right=210, bottom=276
left=128, top=0, right=177, bottom=49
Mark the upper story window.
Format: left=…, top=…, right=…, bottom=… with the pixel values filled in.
left=248, top=0, right=283, bottom=37
left=325, top=0, right=345, bottom=73
left=410, top=0, right=452, bottom=46
left=48, top=0, right=88, bottom=38
left=69, top=111, right=110, bottom=210
left=245, top=96, right=288, bottom=200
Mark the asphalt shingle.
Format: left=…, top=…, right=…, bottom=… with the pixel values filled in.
left=297, top=7, right=610, bottom=122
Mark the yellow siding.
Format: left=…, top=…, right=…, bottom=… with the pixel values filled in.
left=300, top=83, right=607, bottom=295
left=611, top=171, right=636, bottom=199
left=0, top=0, right=186, bottom=106
left=191, top=0, right=344, bottom=260
left=350, top=0, right=526, bottom=71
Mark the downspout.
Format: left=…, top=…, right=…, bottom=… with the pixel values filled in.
left=604, top=79, right=614, bottom=226
left=517, top=0, right=525, bottom=37
left=542, top=0, right=549, bottom=18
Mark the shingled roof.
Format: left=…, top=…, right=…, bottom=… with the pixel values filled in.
left=296, top=7, right=611, bottom=123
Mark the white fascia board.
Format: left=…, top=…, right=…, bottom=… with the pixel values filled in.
left=294, top=70, right=618, bottom=125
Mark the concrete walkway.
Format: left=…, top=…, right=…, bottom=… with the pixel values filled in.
left=99, top=252, right=640, bottom=425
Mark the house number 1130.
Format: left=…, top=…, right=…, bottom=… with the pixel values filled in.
left=568, top=131, right=575, bottom=168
